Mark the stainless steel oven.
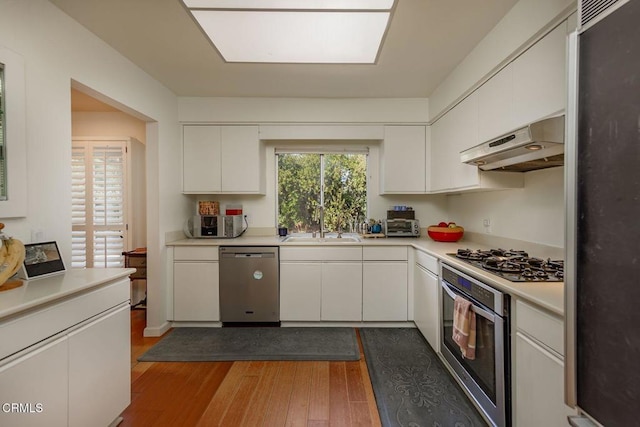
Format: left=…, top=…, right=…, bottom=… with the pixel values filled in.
left=440, top=263, right=511, bottom=427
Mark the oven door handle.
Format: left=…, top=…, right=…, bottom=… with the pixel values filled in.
left=441, top=281, right=496, bottom=322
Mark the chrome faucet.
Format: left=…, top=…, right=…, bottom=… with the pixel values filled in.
left=318, top=205, right=326, bottom=238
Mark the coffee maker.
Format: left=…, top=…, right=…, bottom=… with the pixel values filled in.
left=184, top=215, right=244, bottom=238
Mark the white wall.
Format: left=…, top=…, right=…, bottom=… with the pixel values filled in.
left=0, top=0, right=188, bottom=335
left=446, top=168, right=564, bottom=247
left=72, top=112, right=147, bottom=144
left=179, top=97, right=429, bottom=124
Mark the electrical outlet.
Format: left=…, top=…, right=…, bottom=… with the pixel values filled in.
left=483, top=218, right=492, bottom=234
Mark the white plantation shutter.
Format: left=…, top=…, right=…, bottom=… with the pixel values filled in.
left=72, top=141, right=128, bottom=268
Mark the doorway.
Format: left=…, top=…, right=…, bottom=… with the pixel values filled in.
left=70, top=87, right=147, bottom=305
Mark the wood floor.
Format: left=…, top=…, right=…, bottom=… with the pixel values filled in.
left=120, top=310, right=382, bottom=427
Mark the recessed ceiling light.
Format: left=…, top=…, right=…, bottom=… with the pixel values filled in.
left=181, top=0, right=396, bottom=64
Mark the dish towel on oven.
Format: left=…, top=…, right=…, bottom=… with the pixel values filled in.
left=452, top=295, right=476, bottom=360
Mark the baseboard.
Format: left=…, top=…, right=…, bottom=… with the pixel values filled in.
left=143, top=321, right=172, bottom=337
left=280, top=321, right=416, bottom=328
left=170, top=321, right=223, bottom=328
left=162, top=321, right=416, bottom=329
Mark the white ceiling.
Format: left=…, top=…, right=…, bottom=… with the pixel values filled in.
left=52, top=0, right=518, bottom=99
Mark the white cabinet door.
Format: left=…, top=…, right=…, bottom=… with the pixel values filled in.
left=512, top=23, right=567, bottom=127
left=430, top=117, right=451, bottom=192
left=183, top=125, right=221, bottom=193
left=414, top=264, right=439, bottom=352
left=515, top=332, right=574, bottom=427
left=450, top=93, right=480, bottom=189
left=220, top=125, right=263, bottom=193
left=430, top=95, right=479, bottom=191
left=174, top=261, right=220, bottom=321
left=183, top=125, right=263, bottom=194
left=68, top=304, right=130, bottom=427
left=362, top=262, right=408, bottom=321
left=381, top=126, right=426, bottom=194
left=477, top=63, right=516, bottom=143
left=321, top=262, right=362, bottom=321
left=0, top=337, right=68, bottom=427
left=280, top=262, right=322, bottom=321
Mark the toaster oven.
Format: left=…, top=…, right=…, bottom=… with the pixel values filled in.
left=384, top=219, right=420, bottom=237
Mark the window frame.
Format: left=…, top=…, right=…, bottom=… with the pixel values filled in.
left=275, top=148, right=369, bottom=232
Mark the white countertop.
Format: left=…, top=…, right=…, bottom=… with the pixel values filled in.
left=168, top=235, right=564, bottom=316
left=0, top=268, right=135, bottom=320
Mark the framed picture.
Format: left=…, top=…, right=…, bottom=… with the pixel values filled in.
left=18, top=241, right=66, bottom=280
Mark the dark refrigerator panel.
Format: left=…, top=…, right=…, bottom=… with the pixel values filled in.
left=576, top=1, right=640, bottom=425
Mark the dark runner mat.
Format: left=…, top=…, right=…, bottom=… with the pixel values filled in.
left=138, top=327, right=359, bottom=361
left=360, top=328, right=488, bottom=427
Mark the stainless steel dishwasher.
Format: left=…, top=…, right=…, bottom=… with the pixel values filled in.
left=219, top=246, right=279, bottom=323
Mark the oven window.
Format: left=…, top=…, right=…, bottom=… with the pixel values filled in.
left=442, top=287, right=497, bottom=403
left=387, top=222, right=411, bottom=233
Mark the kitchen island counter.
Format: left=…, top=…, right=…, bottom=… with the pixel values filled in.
left=0, top=268, right=135, bottom=321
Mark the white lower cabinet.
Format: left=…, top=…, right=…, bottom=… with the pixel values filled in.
left=363, top=262, right=407, bottom=321
left=68, top=305, right=130, bottom=427
left=279, top=247, right=363, bottom=322
left=280, top=262, right=322, bottom=321
left=515, top=332, right=571, bottom=427
left=321, top=262, right=362, bottom=321
left=0, top=276, right=130, bottom=427
left=0, top=337, right=69, bottom=427
left=514, top=300, right=574, bottom=426
left=413, top=250, right=440, bottom=351
left=173, top=261, right=220, bottom=321
left=414, top=263, right=439, bottom=351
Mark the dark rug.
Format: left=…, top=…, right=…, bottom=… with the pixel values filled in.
left=138, top=327, right=359, bottom=362
left=360, top=328, right=488, bottom=427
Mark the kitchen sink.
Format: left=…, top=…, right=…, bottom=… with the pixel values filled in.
left=282, top=234, right=362, bottom=243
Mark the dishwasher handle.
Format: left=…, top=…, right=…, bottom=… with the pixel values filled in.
left=221, top=252, right=275, bottom=259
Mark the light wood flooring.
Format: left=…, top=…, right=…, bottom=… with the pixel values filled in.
left=120, top=310, right=382, bottom=427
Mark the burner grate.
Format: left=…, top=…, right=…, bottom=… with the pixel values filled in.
left=450, top=248, right=563, bottom=282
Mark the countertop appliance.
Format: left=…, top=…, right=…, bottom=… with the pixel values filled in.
left=384, top=219, right=420, bottom=237
left=460, top=115, right=565, bottom=172
left=219, top=246, right=279, bottom=324
left=440, top=263, right=511, bottom=427
left=449, top=248, right=563, bottom=282
left=565, top=2, right=640, bottom=426
left=184, top=214, right=245, bottom=238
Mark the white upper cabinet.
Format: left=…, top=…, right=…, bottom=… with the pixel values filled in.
left=182, top=125, right=264, bottom=194
left=220, top=126, right=263, bottom=193
left=512, top=22, right=567, bottom=127
left=475, top=23, right=567, bottom=146
left=429, top=20, right=569, bottom=194
left=380, top=125, right=427, bottom=194
left=477, top=62, right=516, bottom=143
left=449, top=93, right=481, bottom=189
left=183, top=125, right=221, bottom=193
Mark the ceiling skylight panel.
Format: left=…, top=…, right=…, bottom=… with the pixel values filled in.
left=183, top=0, right=394, bottom=10
left=182, top=0, right=396, bottom=64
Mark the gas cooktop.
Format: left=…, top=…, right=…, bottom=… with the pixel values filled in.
left=447, top=248, right=564, bottom=282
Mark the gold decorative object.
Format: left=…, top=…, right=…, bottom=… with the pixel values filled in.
left=0, top=223, right=26, bottom=291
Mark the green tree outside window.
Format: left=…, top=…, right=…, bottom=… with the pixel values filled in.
left=277, top=153, right=367, bottom=233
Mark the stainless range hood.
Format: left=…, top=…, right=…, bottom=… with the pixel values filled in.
left=460, top=115, right=565, bottom=172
